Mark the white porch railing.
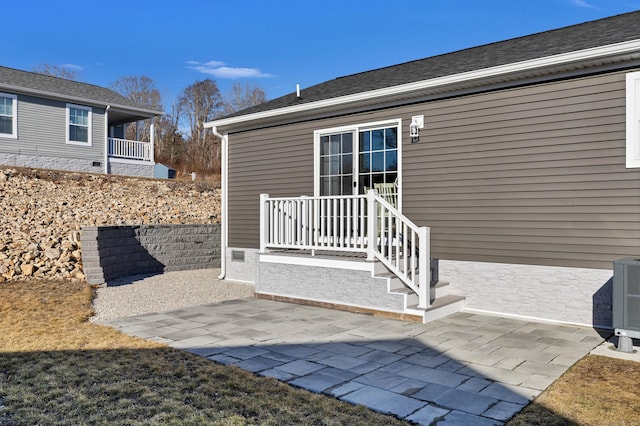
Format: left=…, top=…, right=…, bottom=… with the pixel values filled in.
left=260, top=191, right=431, bottom=309
left=108, top=138, right=153, bottom=161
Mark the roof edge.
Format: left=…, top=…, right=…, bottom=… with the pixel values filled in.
left=0, top=83, right=164, bottom=117
left=205, top=38, right=640, bottom=130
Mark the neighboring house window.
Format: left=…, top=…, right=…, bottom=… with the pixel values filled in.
left=0, top=93, right=17, bottom=138
left=627, top=71, right=640, bottom=168
left=66, top=104, right=92, bottom=145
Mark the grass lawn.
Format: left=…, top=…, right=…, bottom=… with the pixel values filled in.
left=0, top=279, right=409, bottom=425
left=1, top=279, right=640, bottom=425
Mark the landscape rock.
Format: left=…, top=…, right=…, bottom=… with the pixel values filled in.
left=0, top=167, right=220, bottom=282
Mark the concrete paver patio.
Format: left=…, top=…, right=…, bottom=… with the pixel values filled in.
left=100, top=298, right=607, bottom=425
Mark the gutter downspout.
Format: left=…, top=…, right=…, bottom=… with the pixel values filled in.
left=211, top=126, right=227, bottom=280
left=104, top=105, right=110, bottom=174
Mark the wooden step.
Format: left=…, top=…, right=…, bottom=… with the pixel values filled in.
left=405, top=295, right=466, bottom=324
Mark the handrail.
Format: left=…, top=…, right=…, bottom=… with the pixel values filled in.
left=259, top=191, right=431, bottom=308
left=108, top=137, right=152, bottom=161
left=367, top=190, right=430, bottom=308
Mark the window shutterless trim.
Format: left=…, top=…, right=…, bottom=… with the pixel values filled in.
left=0, top=92, right=17, bottom=139
left=66, top=103, right=92, bottom=146
left=626, top=71, right=640, bottom=168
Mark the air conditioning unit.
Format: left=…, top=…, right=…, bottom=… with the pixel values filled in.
left=613, top=258, right=640, bottom=352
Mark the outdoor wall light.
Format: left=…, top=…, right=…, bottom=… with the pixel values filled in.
left=410, top=115, right=424, bottom=143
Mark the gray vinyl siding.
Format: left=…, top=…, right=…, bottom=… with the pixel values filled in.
left=227, top=69, right=640, bottom=270
left=0, top=94, right=104, bottom=161
left=228, top=125, right=314, bottom=247
left=404, top=70, right=639, bottom=270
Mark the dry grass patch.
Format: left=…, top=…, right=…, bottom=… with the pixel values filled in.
left=0, top=280, right=409, bottom=425
left=508, top=355, right=640, bottom=426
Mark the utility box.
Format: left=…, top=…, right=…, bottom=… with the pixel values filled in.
left=153, top=163, right=176, bottom=179
left=613, top=259, right=640, bottom=350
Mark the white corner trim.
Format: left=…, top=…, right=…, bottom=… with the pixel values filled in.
left=205, top=39, right=640, bottom=129
left=219, top=131, right=229, bottom=280
left=626, top=71, right=640, bottom=168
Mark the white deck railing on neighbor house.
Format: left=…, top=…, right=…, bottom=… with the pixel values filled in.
left=108, top=138, right=153, bottom=161
left=260, top=191, right=431, bottom=308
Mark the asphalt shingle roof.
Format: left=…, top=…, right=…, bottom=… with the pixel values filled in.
left=0, top=66, right=160, bottom=113
left=226, top=10, right=640, bottom=119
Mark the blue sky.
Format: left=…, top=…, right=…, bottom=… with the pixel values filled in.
left=5, top=0, right=640, bottom=112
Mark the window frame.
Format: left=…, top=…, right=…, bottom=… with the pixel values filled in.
left=66, top=103, right=92, bottom=146
left=0, top=92, right=17, bottom=139
left=313, top=118, right=402, bottom=209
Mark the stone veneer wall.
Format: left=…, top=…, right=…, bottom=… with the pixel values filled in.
left=0, top=153, right=104, bottom=174
left=81, top=224, right=220, bottom=285
left=440, top=260, right=613, bottom=328
left=108, top=160, right=154, bottom=178
left=257, top=256, right=405, bottom=313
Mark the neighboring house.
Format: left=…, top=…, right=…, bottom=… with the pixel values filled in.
left=0, top=66, right=163, bottom=177
left=205, top=11, right=640, bottom=328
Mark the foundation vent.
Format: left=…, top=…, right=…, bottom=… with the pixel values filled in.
left=231, top=250, right=245, bottom=262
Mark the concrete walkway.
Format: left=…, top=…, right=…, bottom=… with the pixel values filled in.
left=100, top=298, right=606, bottom=425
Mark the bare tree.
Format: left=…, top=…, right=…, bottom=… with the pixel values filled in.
left=33, top=64, right=79, bottom=80
left=176, top=79, right=222, bottom=143
left=221, top=82, right=267, bottom=116
left=154, top=104, right=186, bottom=168
left=176, top=79, right=224, bottom=176
left=111, top=76, right=163, bottom=142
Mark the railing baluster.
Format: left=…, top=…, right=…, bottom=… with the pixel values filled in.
left=107, top=138, right=152, bottom=162
left=331, top=198, right=338, bottom=247
left=258, top=193, right=430, bottom=309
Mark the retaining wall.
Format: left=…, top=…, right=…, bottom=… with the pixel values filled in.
left=81, top=224, right=220, bottom=284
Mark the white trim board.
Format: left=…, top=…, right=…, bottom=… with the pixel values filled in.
left=259, top=253, right=374, bottom=271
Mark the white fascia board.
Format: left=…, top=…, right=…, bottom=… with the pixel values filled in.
left=205, top=39, right=640, bottom=129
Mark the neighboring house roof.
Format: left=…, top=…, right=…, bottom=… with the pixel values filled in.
left=208, top=10, right=640, bottom=129
left=0, top=66, right=163, bottom=118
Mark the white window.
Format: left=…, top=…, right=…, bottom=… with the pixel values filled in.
left=626, top=71, right=640, bottom=168
left=0, top=93, right=17, bottom=138
left=314, top=119, right=402, bottom=207
left=66, top=103, right=92, bottom=146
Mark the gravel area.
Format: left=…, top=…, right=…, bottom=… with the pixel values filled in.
left=91, top=269, right=254, bottom=322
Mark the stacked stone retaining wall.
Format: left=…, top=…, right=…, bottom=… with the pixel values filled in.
left=81, top=224, right=220, bottom=285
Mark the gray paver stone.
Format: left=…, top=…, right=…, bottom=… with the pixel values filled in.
left=235, top=356, right=283, bottom=373
left=439, top=410, right=504, bottom=426
left=289, top=371, right=350, bottom=393
left=258, top=368, right=297, bottom=381
left=329, top=381, right=365, bottom=397
left=433, top=388, right=499, bottom=415
left=406, top=404, right=450, bottom=426
left=222, top=346, right=269, bottom=360
left=277, top=359, right=325, bottom=376
left=398, top=365, right=468, bottom=387
left=342, top=385, right=426, bottom=418
left=483, top=400, right=526, bottom=421
left=479, top=382, right=536, bottom=405
left=354, top=370, right=412, bottom=390
left=318, top=354, right=369, bottom=370
left=457, top=377, right=493, bottom=393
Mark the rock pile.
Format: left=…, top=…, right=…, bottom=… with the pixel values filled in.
left=0, top=167, right=220, bottom=282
